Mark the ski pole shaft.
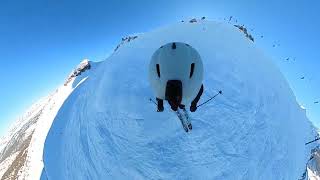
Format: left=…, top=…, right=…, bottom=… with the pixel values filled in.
left=197, top=90, right=222, bottom=108
left=149, top=98, right=157, bottom=106
left=305, top=137, right=320, bottom=145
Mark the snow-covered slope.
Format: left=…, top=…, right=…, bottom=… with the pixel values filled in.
left=42, top=20, right=318, bottom=179
left=0, top=60, right=93, bottom=180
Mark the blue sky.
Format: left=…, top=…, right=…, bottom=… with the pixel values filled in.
left=0, top=0, right=319, bottom=135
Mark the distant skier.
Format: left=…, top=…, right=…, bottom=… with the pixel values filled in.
left=148, top=42, right=204, bottom=112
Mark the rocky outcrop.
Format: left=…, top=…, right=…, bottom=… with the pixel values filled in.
left=114, top=35, right=138, bottom=52
left=64, top=59, right=91, bottom=86
left=1, top=132, right=34, bottom=180
left=0, top=102, right=45, bottom=180
left=305, top=145, right=320, bottom=179
left=234, top=25, right=255, bottom=42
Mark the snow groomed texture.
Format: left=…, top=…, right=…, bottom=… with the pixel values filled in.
left=43, top=20, right=317, bottom=179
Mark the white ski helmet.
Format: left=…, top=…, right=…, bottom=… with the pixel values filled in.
left=148, top=42, right=203, bottom=105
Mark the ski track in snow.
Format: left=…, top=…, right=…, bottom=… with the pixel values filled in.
left=42, top=20, right=317, bottom=179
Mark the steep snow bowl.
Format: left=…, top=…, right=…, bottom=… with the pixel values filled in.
left=43, top=21, right=317, bottom=179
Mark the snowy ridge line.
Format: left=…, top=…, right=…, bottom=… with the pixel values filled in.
left=0, top=59, right=96, bottom=180
left=114, top=34, right=140, bottom=52
left=20, top=60, right=97, bottom=180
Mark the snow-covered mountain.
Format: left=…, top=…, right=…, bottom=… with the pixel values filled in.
left=0, top=59, right=93, bottom=179
left=1, top=19, right=319, bottom=179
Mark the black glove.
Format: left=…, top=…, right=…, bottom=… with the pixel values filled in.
left=156, top=98, right=164, bottom=112
left=157, top=106, right=164, bottom=112
left=190, top=103, right=197, bottom=112
left=170, top=105, right=178, bottom=111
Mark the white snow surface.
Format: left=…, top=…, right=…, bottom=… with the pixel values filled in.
left=43, top=20, right=317, bottom=179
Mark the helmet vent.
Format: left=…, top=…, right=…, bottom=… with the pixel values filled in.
left=190, top=63, right=195, bottom=78
left=156, top=64, right=161, bottom=78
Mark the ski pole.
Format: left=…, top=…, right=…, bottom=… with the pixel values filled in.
left=197, top=90, right=222, bottom=108
left=305, top=137, right=320, bottom=145
left=149, top=98, right=157, bottom=106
